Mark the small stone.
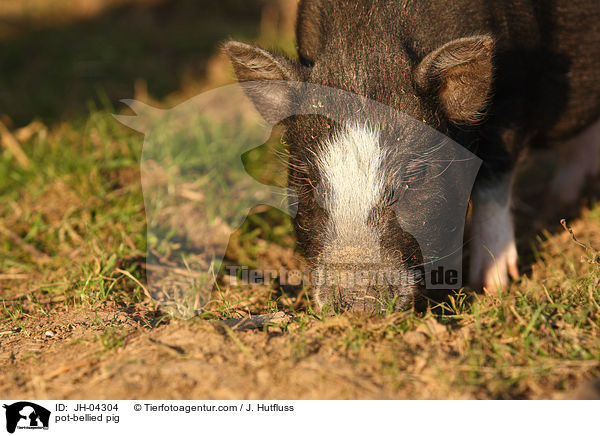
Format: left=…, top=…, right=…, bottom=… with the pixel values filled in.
left=403, top=331, right=428, bottom=346
left=44, top=331, right=54, bottom=338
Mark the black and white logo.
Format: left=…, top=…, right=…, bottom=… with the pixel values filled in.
left=3, top=402, right=50, bottom=434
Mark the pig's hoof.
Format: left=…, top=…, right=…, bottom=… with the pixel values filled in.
left=470, top=241, right=519, bottom=294
left=481, top=257, right=519, bottom=295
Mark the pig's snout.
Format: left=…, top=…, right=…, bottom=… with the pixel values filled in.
left=312, top=258, right=418, bottom=312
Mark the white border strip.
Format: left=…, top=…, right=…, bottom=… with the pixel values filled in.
left=0, top=400, right=597, bottom=435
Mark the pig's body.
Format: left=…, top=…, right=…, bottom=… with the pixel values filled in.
left=295, top=0, right=600, bottom=296
left=297, top=0, right=600, bottom=169
left=225, top=0, right=600, bottom=310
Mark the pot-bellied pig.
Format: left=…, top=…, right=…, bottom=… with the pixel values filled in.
left=223, top=0, right=600, bottom=311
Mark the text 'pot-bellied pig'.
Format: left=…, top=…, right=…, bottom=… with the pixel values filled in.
left=223, top=0, right=600, bottom=312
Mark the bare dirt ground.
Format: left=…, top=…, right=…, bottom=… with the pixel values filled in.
left=1, top=180, right=600, bottom=400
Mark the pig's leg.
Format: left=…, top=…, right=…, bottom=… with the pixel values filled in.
left=469, top=173, right=519, bottom=293
left=550, top=118, right=600, bottom=203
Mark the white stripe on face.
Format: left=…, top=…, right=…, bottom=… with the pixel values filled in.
left=312, top=122, right=417, bottom=310
left=316, top=122, right=384, bottom=239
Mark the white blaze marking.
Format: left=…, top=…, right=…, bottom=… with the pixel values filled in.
left=312, top=122, right=415, bottom=307
left=316, top=122, right=384, bottom=243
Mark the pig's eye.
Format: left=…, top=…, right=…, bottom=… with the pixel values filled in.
left=383, top=161, right=428, bottom=206
left=383, top=185, right=406, bottom=206
left=403, top=161, right=428, bottom=188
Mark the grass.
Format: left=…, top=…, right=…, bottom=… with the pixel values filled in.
left=1, top=0, right=599, bottom=400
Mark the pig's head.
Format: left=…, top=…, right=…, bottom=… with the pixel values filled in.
left=223, top=35, right=492, bottom=312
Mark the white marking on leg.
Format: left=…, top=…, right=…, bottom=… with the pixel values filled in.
left=470, top=173, right=518, bottom=292
left=551, top=118, right=600, bottom=203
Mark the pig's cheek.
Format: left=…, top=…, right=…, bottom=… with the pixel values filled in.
left=469, top=185, right=519, bottom=293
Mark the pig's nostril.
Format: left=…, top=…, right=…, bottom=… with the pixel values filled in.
left=328, top=284, right=397, bottom=313
left=314, top=261, right=417, bottom=312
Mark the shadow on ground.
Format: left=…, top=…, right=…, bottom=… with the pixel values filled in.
left=0, top=0, right=267, bottom=126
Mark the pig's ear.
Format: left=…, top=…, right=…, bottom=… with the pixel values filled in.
left=222, top=41, right=306, bottom=124
left=415, top=36, right=494, bottom=123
